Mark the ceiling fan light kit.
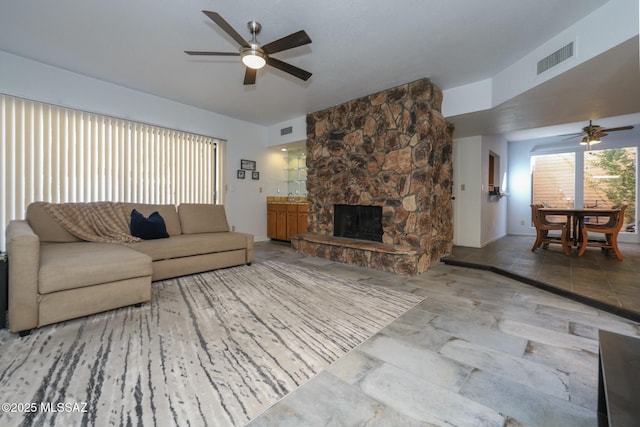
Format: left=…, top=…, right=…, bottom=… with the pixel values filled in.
left=564, top=120, right=633, bottom=149
left=185, top=11, right=312, bottom=85
left=580, top=135, right=600, bottom=147
left=241, top=46, right=266, bottom=69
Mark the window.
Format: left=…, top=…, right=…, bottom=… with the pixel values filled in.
left=531, top=152, right=575, bottom=207
left=0, top=94, right=225, bottom=250
left=584, top=147, right=636, bottom=231
left=531, top=147, right=637, bottom=233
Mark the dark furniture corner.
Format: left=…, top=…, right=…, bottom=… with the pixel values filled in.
left=0, top=254, right=7, bottom=329
left=598, top=329, right=640, bottom=427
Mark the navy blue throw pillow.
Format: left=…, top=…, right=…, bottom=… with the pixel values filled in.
left=130, top=209, right=169, bottom=240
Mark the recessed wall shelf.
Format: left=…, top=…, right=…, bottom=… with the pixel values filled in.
left=285, top=148, right=307, bottom=196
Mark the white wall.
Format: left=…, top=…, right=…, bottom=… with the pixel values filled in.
left=506, top=138, right=536, bottom=237
left=480, top=135, right=509, bottom=245
left=452, top=136, right=482, bottom=247
left=493, top=0, right=638, bottom=107
left=0, top=50, right=271, bottom=241
left=443, top=0, right=638, bottom=120
left=266, top=116, right=307, bottom=147
left=453, top=134, right=508, bottom=248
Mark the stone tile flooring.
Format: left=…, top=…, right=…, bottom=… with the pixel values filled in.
left=248, top=240, right=640, bottom=427
left=443, top=235, right=640, bottom=318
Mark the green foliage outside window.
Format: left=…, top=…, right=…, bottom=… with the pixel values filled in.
left=585, top=148, right=636, bottom=227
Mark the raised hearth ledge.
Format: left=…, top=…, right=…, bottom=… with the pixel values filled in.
left=291, top=233, right=429, bottom=275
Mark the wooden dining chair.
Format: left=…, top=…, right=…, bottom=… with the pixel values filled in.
left=530, top=204, right=570, bottom=255
left=578, top=205, right=627, bottom=260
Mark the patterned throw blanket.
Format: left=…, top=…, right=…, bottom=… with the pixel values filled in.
left=37, top=201, right=141, bottom=244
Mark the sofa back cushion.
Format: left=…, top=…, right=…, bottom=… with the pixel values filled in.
left=124, top=203, right=182, bottom=236
left=178, top=204, right=230, bottom=234
left=27, top=202, right=82, bottom=242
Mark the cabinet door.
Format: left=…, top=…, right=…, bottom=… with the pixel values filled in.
left=287, top=211, right=298, bottom=239
left=267, top=207, right=277, bottom=238
left=286, top=204, right=299, bottom=239
left=276, top=211, right=288, bottom=240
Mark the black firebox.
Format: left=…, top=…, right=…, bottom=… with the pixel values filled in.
left=333, top=204, right=383, bottom=242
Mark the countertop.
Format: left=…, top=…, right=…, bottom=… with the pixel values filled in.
left=267, top=196, right=308, bottom=204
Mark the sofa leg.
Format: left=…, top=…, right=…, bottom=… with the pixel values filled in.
left=18, top=330, right=31, bottom=337
left=247, top=262, right=252, bottom=266
left=134, top=302, right=143, bottom=308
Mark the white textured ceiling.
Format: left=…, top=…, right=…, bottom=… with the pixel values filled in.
left=1, top=0, right=638, bottom=138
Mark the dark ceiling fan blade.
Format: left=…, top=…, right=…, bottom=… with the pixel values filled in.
left=601, top=125, right=634, bottom=132
left=243, top=68, right=257, bottom=85
left=184, top=51, right=240, bottom=56
left=202, top=11, right=250, bottom=48
left=561, top=133, right=583, bottom=141
left=266, top=57, right=312, bottom=81
left=262, top=30, right=312, bottom=55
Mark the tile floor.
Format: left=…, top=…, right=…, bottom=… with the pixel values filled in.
left=443, top=235, right=640, bottom=319
left=247, top=239, right=640, bottom=427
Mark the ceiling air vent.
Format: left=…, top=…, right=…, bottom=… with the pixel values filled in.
left=280, top=126, right=293, bottom=136
left=537, top=42, right=574, bottom=75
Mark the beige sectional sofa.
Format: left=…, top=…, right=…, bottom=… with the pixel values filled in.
left=5, top=202, right=253, bottom=334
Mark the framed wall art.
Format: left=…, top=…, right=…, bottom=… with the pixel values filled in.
left=252, top=171, right=260, bottom=180
left=240, top=159, right=256, bottom=171
left=237, top=170, right=245, bottom=179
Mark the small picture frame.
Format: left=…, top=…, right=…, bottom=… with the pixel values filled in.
left=252, top=171, right=260, bottom=180
left=240, top=159, right=256, bottom=171
left=237, top=170, right=245, bottom=179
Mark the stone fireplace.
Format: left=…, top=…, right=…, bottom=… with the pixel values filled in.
left=291, top=78, right=454, bottom=275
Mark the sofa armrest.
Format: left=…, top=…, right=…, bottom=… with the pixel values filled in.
left=243, top=233, right=254, bottom=264
left=6, top=220, right=40, bottom=332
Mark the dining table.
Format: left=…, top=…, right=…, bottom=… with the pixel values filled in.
left=537, top=207, right=622, bottom=251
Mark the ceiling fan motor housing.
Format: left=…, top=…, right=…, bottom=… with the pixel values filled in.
left=247, top=21, right=261, bottom=37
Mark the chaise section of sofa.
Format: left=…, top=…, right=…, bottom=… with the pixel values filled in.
left=5, top=201, right=254, bottom=334
left=6, top=218, right=152, bottom=334
left=37, top=242, right=152, bottom=327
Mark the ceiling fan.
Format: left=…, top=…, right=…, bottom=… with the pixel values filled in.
left=564, top=120, right=634, bottom=149
left=185, top=11, right=312, bottom=85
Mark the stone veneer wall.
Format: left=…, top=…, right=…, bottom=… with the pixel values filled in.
left=297, top=78, right=454, bottom=274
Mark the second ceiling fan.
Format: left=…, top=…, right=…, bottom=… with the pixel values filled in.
left=564, top=120, right=634, bottom=149
left=185, top=11, right=312, bottom=85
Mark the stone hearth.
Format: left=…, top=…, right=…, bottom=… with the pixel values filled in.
left=294, top=77, right=454, bottom=275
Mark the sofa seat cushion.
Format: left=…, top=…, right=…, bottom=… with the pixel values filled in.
left=39, top=242, right=153, bottom=294
left=128, top=232, right=248, bottom=261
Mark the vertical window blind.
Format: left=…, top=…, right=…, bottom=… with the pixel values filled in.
left=1, top=94, right=224, bottom=251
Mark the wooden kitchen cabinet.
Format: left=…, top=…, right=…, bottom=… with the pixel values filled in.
left=287, top=204, right=298, bottom=240
left=267, top=203, right=288, bottom=240
left=276, top=205, right=287, bottom=240
left=267, top=205, right=277, bottom=239
left=267, top=201, right=307, bottom=241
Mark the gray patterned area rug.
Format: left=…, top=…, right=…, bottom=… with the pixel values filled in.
left=0, top=260, right=424, bottom=426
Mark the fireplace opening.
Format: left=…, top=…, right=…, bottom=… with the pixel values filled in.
left=333, top=204, right=383, bottom=242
